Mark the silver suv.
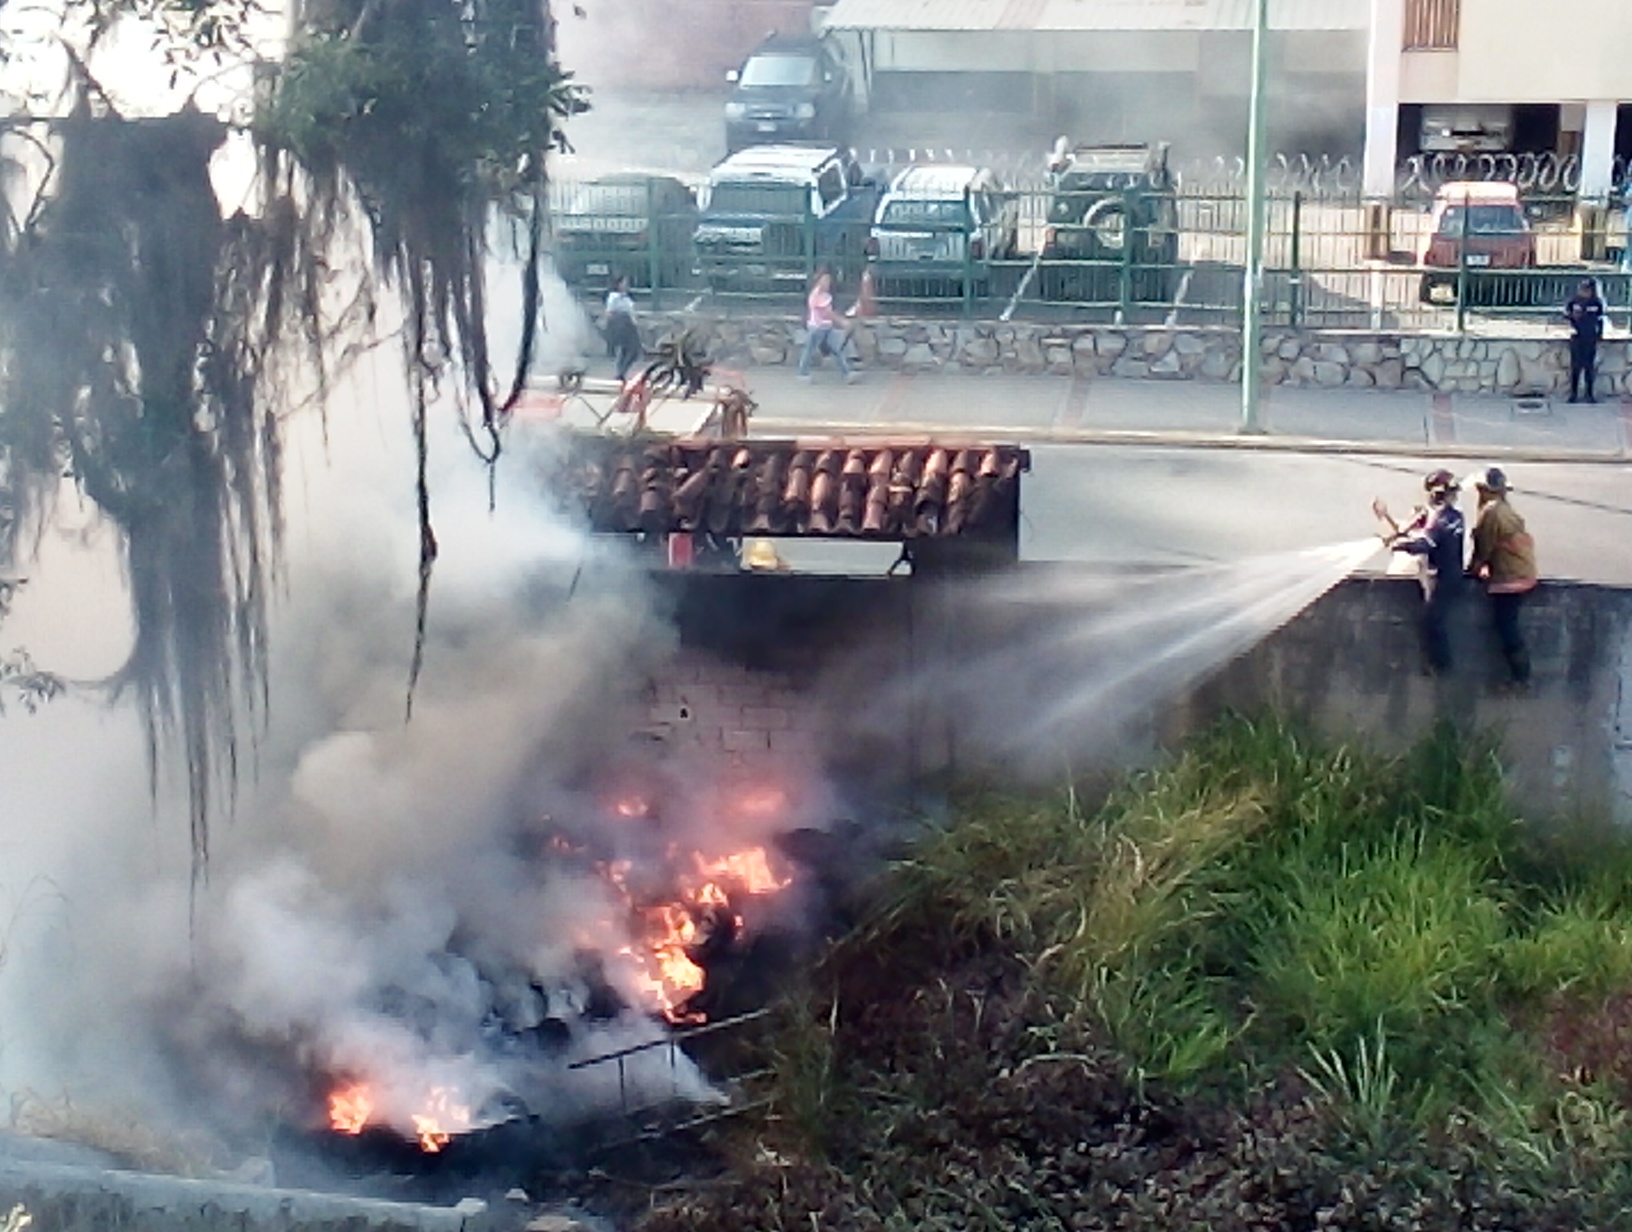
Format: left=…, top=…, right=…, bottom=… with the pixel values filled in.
left=865, top=165, right=1018, bottom=297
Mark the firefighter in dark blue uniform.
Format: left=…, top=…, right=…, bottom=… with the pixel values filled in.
left=1373, top=469, right=1467, bottom=675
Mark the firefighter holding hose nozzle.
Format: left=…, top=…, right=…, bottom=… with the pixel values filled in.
left=1372, top=468, right=1466, bottom=676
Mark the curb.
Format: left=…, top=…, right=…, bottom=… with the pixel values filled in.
left=746, top=417, right=1632, bottom=465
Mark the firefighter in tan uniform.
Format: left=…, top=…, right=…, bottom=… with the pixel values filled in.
left=1468, top=467, right=1538, bottom=686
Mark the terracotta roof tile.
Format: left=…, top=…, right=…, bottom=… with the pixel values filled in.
left=558, top=437, right=1029, bottom=541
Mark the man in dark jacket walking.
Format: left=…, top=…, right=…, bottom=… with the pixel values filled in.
left=1563, top=277, right=1606, bottom=403
left=1374, top=468, right=1466, bottom=675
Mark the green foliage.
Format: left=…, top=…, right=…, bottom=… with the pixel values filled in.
left=1, top=0, right=588, bottom=863
left=1298, top=1019, right=1402, bottom=1150
left=1504, top=885, right=1632, bottom=1002
left=261, top=6, right=587, bottom=200
left=860, top=716, right=1632, bottom=1121
left=1250, top=833, right=1506, bottom=1072
left=639, top=717, right=1632, bottom=1232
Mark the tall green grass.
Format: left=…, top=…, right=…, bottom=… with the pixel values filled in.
left=879, top=715, right=1632, bottom=1137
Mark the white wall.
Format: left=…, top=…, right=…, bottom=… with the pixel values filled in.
left=874, top=30, right=1035, bottom=72
left=1398, top=50, right=1458, bottom=103
left=1454, top=0, right=1632, bottom=102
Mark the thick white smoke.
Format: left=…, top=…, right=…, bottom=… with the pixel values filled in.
left=0, top=358, right=804, bottom=1164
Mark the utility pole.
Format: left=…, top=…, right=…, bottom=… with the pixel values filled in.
left=1240, top=0, right=1270, bottom=434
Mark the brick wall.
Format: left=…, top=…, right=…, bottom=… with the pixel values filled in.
left=641, top=649, right=823, bottom=769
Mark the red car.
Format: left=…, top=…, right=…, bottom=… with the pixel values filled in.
left=1419, top=182, right=1537, bottom=304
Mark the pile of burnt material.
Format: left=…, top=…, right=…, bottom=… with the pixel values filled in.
left=553, top=438, right=1029, bottom=545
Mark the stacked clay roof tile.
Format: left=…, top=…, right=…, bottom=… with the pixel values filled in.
left=560, top=439, right=1030, bottom=540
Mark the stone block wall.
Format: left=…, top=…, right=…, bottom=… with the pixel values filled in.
left=646, top=311, right=1629, bottom=397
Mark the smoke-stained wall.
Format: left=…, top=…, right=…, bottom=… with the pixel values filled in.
left=557, top=0, right=816, bottom=92
left=861, top=28, right=1366, bottom=155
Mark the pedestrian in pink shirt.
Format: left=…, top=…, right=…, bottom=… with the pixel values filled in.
left=797, top=268, right=858, bottom=382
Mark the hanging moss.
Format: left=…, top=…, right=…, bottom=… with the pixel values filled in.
left=254, top=0, right=585, bottom=713
left=0, top=0, right=584, bottom=873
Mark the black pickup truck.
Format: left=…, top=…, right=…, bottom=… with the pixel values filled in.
left=693, top=146, right=880, bottom=292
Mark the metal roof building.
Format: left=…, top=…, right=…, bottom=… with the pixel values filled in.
left=819, top=0, right=1368, bottom=156
left=822, top=0, right=1367, bottom=33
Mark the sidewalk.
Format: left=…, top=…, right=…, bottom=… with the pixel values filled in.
left=532, top=352, right=1632, bottom=464
left=737, top=365, right=1632, bottom=463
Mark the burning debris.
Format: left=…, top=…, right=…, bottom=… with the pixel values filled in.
left=274, top=756, right=817, bottom=1161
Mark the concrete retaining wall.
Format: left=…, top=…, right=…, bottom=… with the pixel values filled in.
left=647, top=312, right=1626, bottom=397
left=648, top=574, right=1632, bottom=825
left=0, top=1156, right=487, bottom=1231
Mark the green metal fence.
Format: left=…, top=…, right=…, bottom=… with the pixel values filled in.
left=548, top=176, right=1631, bottom=332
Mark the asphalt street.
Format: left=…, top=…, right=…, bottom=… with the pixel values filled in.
left=540, top=360, right=1632, bottom=584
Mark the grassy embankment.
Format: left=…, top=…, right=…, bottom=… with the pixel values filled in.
left=638, top=717, right=1632, bottom=1232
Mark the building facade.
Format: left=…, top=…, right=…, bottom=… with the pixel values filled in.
left=1364, top=0, right=1632, bottom=196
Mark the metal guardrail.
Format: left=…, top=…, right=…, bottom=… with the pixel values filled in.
left=550, top=178, right=1631, bottom=331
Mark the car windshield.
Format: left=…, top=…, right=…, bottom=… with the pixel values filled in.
left=1438, top=204, right=1525, bottom=236
left=880, top=199, right=969, bottom=228
left=706, top=183, right=806, bottom=216
left=739, top=54, right=817, bottom=88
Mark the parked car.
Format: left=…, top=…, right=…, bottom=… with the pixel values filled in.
left=864, top=165, right=1019, bottom=298
left=1039, top=141, right=1177, bottom=303
left=1418, top=181, right=1537, bottom=305
left=693, top=145, right=879, bottom=292
left=724, top=34, right=852, bottom=154
left=550, top=174, right=699, bottom=289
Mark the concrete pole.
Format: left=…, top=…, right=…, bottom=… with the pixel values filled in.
left=1580, top=99, right=1618, bottom=202
left=1240, top=0, right=1269, bottom=435
left=1362, top=0, right=1404, bottom=201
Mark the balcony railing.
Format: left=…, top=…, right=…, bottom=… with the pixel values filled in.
left=1403, top=0, right=1460, bottom=50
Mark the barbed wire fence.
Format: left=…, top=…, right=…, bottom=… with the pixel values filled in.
left=849, top=148, right=1627, bottom=204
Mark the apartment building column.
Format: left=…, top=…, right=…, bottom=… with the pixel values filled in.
left=1362, top=0, right=1404, bottom=260
left=1575, top=99, right=1618, bottom=261
left=1579, top=99, right=1618, bottom=201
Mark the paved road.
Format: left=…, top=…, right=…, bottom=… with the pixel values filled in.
left=539, top=357, right=1632, bottom=583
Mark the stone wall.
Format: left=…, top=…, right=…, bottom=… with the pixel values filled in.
left=648, top=312, right=1627, bottom=397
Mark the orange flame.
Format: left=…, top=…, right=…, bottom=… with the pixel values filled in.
left=733, top=786, right=788, bottom=819
left=593, top=843, right=795, bottom=1023
left=692, top=847, right=791, bottom=895
left=643, top=903, right=707, bottom=1021
left=328, top=1082, right=372, bottom=1135
left=410, top=1087, right=472, bottom=1154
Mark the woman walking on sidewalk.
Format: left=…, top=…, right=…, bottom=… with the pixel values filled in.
left=798, top=268, right=858, bottom=383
